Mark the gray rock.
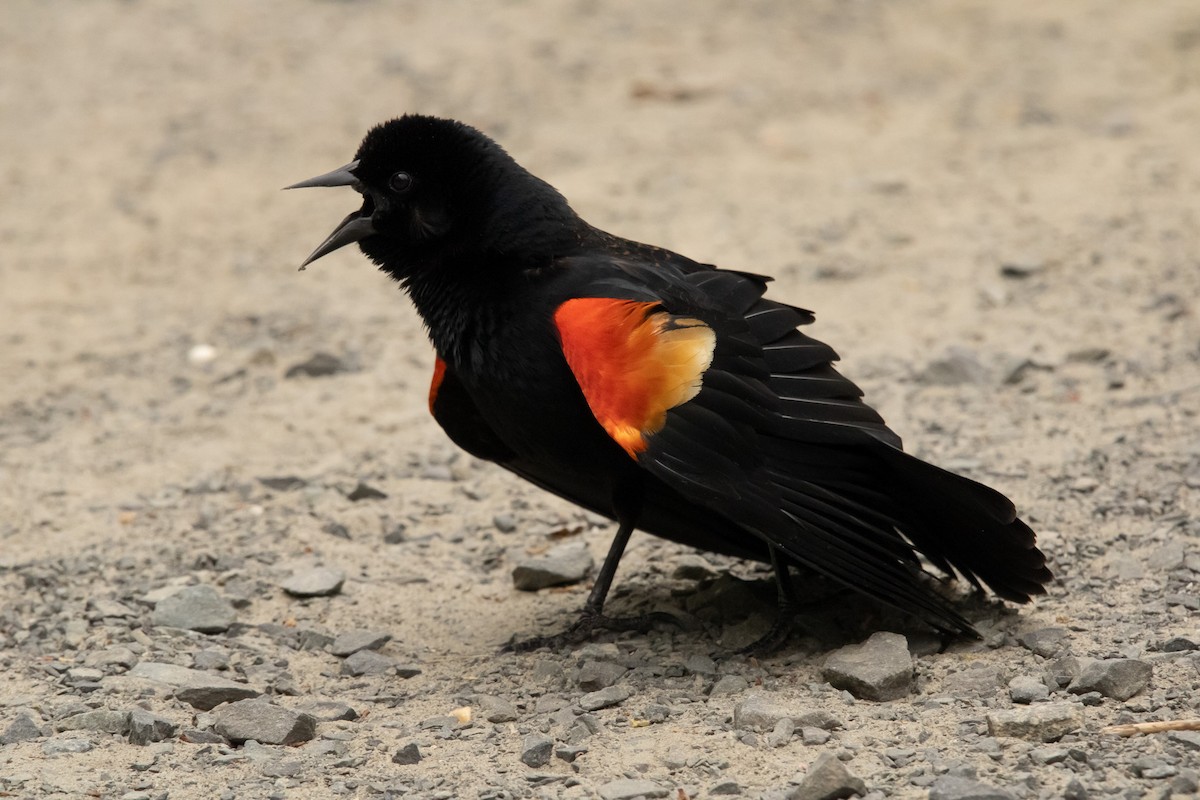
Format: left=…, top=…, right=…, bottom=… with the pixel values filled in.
left=478, top=696, right=518, bottom=723
left=129, top=662, right=260, bottom=711
left=86, top=645, right=138, bottom=669
left=800, top=726, right=831, bottom=746
left=598, top=778, right=670, bottom=800
left=341, top=649, right=396, bottom=676
left=918, top=347, right=989, bottom=386
left=128, top=709, right=178, bottom=745
left=986, top=702, right=1083, bottom=742
left=709, top=780, right=742, bottom=795
left=212, top=699, right=316, bottom=745
left=66, top=666, right=104, bottom=683
left=944, top=665, right=1005, bottom=698
left=1062, top=779, right=1088, bottom=800
left=684, top=653, right=718, bottom=675
left=192, top=649, right=230, bottom=671
left=1045, top=656, right=1082, bottom=688
left=1018, top=627, right=1069, bottom=658
left=672, top=554, right=718, bottom=581
left=181, top=729, right=227, bottom=744
left=1008, top=675, right=1050, bottom=704
left=1029, top=746, right=1069, bottom=765
left=512, top=540, right=593, bottom=590
left=787, top=751, right=867, bottom=800
left=0, top=713, right=45, bottom=744
left=296, top=700, right=358, bottom=722
left=766, top=718, right=795, bottom=747
left=41, top=737, right=94, bottom=755
left=1131, top=756, right=1176, bottom=779
left=281, top=567, right=345, bottom=597
left=580, top=685, right=632, bottom=711
left=520, top=733, right=553, bottom=767
left=261, top=758, right=303, bottom=778
left=285, top=352, right=347, bottom=378
left=1067, top=658, right=1152, bottom=701
left=330, top=630, right=392, bottom=657
left=734, top=693, right=791, bottom=732
left=57, top=709, right=130, bottom=735
left=1147, top=540, right=1185, bottom=571
left=567, top=714, right=601, bottom=743
left=493, top=513, right=517, bottom=533
left=151, top=585, right=236, bottom=633
left=392, top=742, right=421, bottom=764
left=929, top=775, right=1016, bottom=800
left=87, top=597, right=138, bottom=618
left=710, top=675, right=750, bottom=695
left=999, top=256, right=1045, bottom=278
left=578, top=660, right=626, bottom=691
left=556, top=743, right=588, bottom=762
left=734, top=693, right=842, bottom=733
left=1162, top=636, right=1199, bottom=652
left=821, top=632, right=914, bottom=701
left=1168, top=730, right=1200, bottom=751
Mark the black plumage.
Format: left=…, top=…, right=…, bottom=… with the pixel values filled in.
left=289, top=114, right=1052, bottom=646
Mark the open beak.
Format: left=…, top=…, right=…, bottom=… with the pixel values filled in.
left=285, top=160, right=376, bottom=269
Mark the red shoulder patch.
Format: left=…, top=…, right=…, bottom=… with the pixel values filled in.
left=428, top=356, right=447, bottom=415
left=554, top=298, right=716, bottom=457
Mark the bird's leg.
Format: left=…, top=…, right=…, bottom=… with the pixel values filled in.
left=735, top=547, right=802, bottom=655
left=505, top=485, right=677, bottom=652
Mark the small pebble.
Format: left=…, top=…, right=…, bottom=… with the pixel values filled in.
left=127, top=709, right=178, bottom=745
left=710, top=675, right=749, bottom=695
left=329, top=630, right=392, bottom=657
left=598, top=779, right=669, bottom=800
left=285, top=352, right=347, bottom=378
left=392, top=742, right=421, bottom=765
left=511, top=540, right=593, bottom=591
left=928, top=774, right=1016, bottom=800
left=341, top=650, right=396, bottom=676
left=212, top=699, right=316, bottom=745
left=578, top=660, right=626, bottom=691
left=579, top=685, right=631, bottom=712
left=789, top=752, right=866, bottom=800
left=986, top=702, right=1083, bottom=742
left=800, top=726, right=831, bottom=746
left=1008, top=675, right=1050, bottom=704
left=1067, top=658, right=1152, bottom=701
left=0, top=713, right=45, bottom=744
left=42, top=738, right=94, bottom=755
left=281, top=567, right=346, bottom=597
left=520, top=733, right=553, bottom=767
left=766, top=718, right=794, bottom=747
left=128, top=662, right=259, bottom=710
left=151, top=585, right=236, bottom=633
left=821, top=632, right=914, bottom=701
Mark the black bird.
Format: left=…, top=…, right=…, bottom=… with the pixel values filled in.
left=289, top=115, right=1052, bottom=649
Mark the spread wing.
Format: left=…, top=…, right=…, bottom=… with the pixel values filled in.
left=552, top=257, right=1050, bottom=633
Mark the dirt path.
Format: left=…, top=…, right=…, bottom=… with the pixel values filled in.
left=2, top=2, right=1199, bottom=798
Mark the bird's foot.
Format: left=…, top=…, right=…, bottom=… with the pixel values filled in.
left=504, top=609, right=680, bottom=653
left=734, top=604, right=802, bottom=656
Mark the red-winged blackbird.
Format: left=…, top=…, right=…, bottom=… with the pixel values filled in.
left=289, top=115, right=1051, bottom=649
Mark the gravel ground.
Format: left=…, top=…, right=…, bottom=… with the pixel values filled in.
left=3, top=2, right=1200, bottom=799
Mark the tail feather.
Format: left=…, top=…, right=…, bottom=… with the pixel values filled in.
left=876, top=445, right=1051, bottom=603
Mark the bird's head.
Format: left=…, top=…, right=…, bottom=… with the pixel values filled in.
left=288, top=115, right=578, bottom=278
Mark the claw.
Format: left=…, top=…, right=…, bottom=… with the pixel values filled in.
left=503, top=609, right=681, bottom=653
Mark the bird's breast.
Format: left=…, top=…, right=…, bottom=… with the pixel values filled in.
left=454, top=325, right=632, bottom=477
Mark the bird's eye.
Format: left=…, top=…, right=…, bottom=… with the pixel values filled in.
left=389, top=171, right=414, bottom=193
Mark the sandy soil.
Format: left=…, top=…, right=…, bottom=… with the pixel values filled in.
left=2, top=2, right=1199, bottom=798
